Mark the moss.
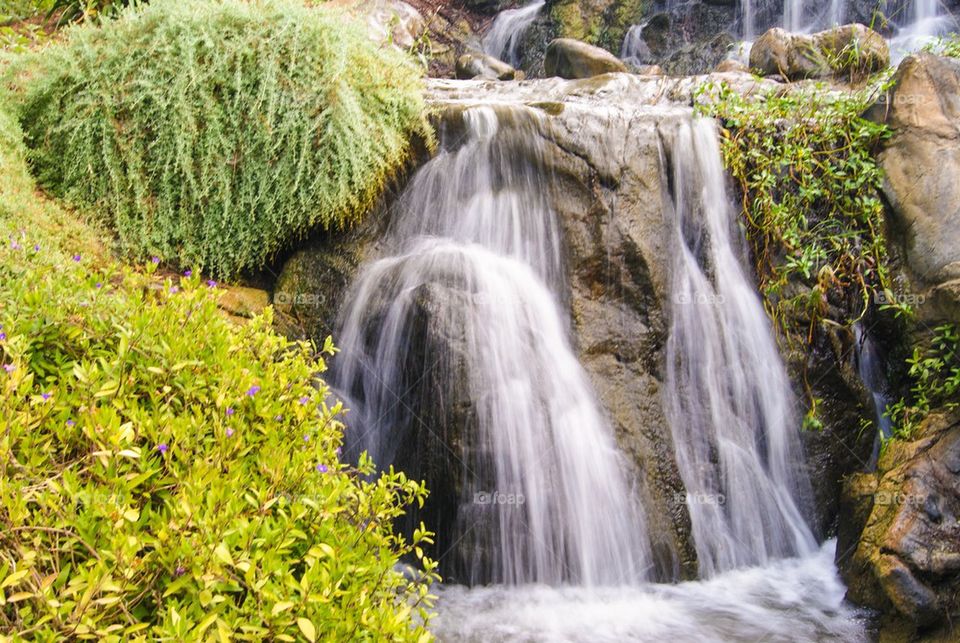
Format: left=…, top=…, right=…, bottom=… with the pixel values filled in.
left=548, top=0, right=648, bottom=53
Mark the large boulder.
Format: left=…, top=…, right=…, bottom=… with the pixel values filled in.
left=544, top=37, right=628, bottom=78
left=455, top=51, right=518, bottom=80
left=868, top=53, right=960, bottom=322
left=750, top=23, right=888, bottom=81
left=838, top=411, right=960, bottom=629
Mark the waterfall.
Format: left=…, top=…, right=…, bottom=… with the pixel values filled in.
left=854, top=323, right=894, bottom=468
left=889, top=0, right=957, bottom=62
left=661, top=118, right=817, bottom=577
left=483, top=0, right=545, bottom=67
left=334, top=105, right=652, bottom=586
left=620, top=23, right=652, bottom=66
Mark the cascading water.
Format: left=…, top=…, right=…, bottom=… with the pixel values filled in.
left=854, top=322, right=894, bottom=467
left=661, top=118, right=817, bottom=577
left=889, top=0, right=958, bottom=62
left=483, top=0, right=545, bottom=67
left=620, top=23, right=652, bottom=66
left=334, top=105, right=652, bottom=586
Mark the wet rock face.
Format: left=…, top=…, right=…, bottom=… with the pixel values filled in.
left=456, top=51, right=519, bottom=79
left=750, top=24, right=888, bottom=81
left=544, top=37, right=629, bottom=78
left=869, top=53, right=960, bottom=322
left=838, top=412, right=960, bottom=627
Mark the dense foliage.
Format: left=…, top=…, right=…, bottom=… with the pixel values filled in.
left=11, top=0, right=430, bottom=278
left=886, top=324, right=960, bottom=439
left=0, top=99, right=437, bottom=640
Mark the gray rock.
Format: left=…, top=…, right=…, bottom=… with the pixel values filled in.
left=456, top=51, right=518, bottom=80
left=750, top=23, right=888, bottom=81
left=544, top=37, right=629, bottom=79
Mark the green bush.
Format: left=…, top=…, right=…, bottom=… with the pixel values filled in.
left=0, top=99, right=437, bottom=640
left=12, top=0, right=430, bottom=278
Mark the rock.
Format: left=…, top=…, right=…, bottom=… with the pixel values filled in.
left=869, top=53, right=960, bottom=322
left=456, top=52, right=518, bottom=80
left=838, top=412, right=960, bottom=628
left=633, top=64, right=664, bottom=76
left=218, top=286, right=269, bottom=320
left=714, top=58, right=749, bottom=73
left=339, top=0, right=425, bottom=49
left=543, top=37, right=628, bottom=79
left=750, top=23, right=888, bottom=81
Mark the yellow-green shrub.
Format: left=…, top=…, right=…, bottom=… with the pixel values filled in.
left=0, top=99, right=437, bottom=641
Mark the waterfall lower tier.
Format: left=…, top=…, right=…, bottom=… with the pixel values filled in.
left=334, top=105, right=651, bottom=586
left=661, top=118, right=816, bottom=577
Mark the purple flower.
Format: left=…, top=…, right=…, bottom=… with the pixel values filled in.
left=274, top=414, right=283, bottom=422
left=335, top=447, right=342, bottom=457
left=66, top=419, right=75, bottom=427
left=0, top=332, right=6, bottom=341
left=2, top=364, right=13, bottom=373
left=33, top=244, right=39, bottom=252
left=316, top=463, right=328, bottom=473
left=299, top=396, right=309, bottom=405
left=246, top=385, right=260, bottom=397
left=174, top=565, right=186, bottom=577
left=72, top=254, right=81, bottom=262
left=226, top=407, right=235, bottom=416
left=169, top=286, right=179, bottom=294
left=183, top=270, right=192, bottom=277
left=303, top=434, right=310, bottom=442
left=95, top=282, right=102, bottom=289
left=151, top=256, right=160, bottom=264
left=156, top=443, right=169, bottom=454
left=10, top=240, right=21, bottom=250
left=226, top=428, right=235, bottom=438
left=41, top=392, right=52, bottom=401
left=206, top=280, right=217, bottom=288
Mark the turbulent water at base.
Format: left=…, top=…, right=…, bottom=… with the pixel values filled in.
left=334, top=106, right=652, bottom=586
left=433, top=540, right=867, bottom=642
left=483, top=0, right=545, bottom=67
left=662, top=119, right=817, bottom=577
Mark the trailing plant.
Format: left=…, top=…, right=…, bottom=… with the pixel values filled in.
left=885, top=324, right=960, bottom=440
left=11, top=0, right=430, bottom=278
left=0, top=98, right=437, bottom=640
left=695, top=81, right=910, bottom=423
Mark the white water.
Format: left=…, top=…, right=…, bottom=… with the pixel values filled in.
left=620, top=23, right=652, bottom=66
left=889, top=0, right=958, bottom=62
left=483, top=0, right=545, bottom=67
left=662, top=119, right=817, bottom=577
left=334, top=106, right=652, bottom=586
left=432, top=540, right=868, bottom=642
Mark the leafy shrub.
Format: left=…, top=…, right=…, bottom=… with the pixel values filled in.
left=0, top=99, right=437, bottom=640
left=886, top=324, right=960, bottom=440
left=12, top=0, right=430, bottom=278
left=696, top=82, right=900, bottom=338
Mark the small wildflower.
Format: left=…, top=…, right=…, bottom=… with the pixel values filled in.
left=316, top=463, right=328, bottom=473
left=275, top=414, right=283, bottom=421
left=41, top=392, right=52, bottom=401
left=226, top=428, right=235, bottom=438
left=157, top=443, right=169, bottom=454
left=226, top=407, right=235, bottom=416
left=72, top=254, right=81, bottom=262
left=10, top=240, right=20, bottom=250
left=0, top=332, right=6, bottom=341
left=183, top=270, right=192, bottom=277
left=95, top=282, right=103, bottom=289
left=206, top=279, right=217, bottom=288
left=335, top=447, right=342, bottom=457
left=174, top=566, right=186, bottom=577
left=66, top=419, right=76, bottom=427
left=246, top=385, right=261, bottom=397
left=151, top=256, right=160, bottom=264
left=2, top=364, right=13, bottom=373
left=303, top=434, right=310, bottom=442
left=299, top=396, right=309, bottom=405
left=33, top=244, right=39, bottom=251
left=169, top=286, right=179, bottom=293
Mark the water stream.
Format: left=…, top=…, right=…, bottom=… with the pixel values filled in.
left=333, top=85, right=868, bottom=638
left=483, top=0, right=546, bottom=67
left=334, top=105, right=652, bottom=586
